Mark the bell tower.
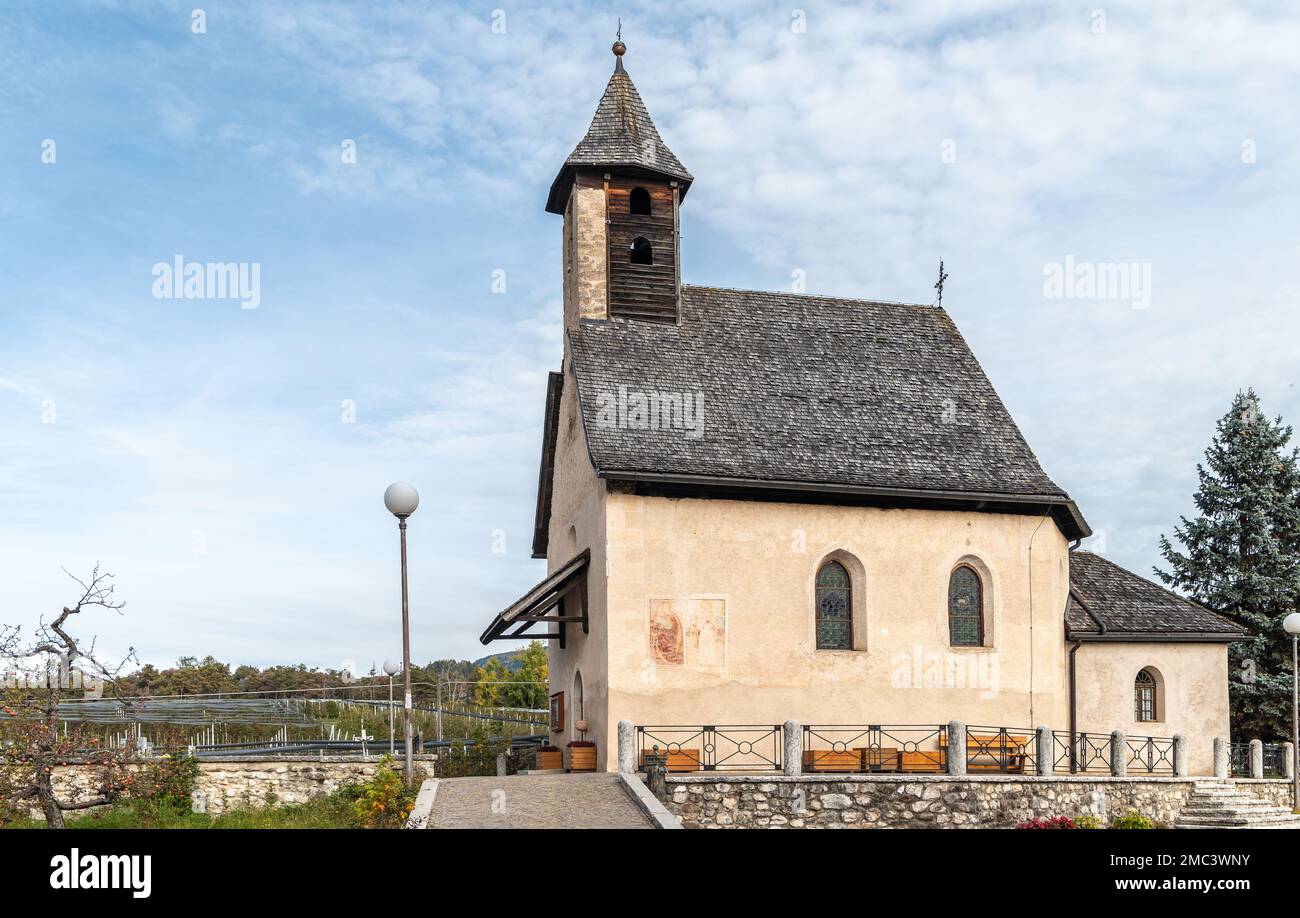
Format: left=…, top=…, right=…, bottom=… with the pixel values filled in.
left=546, top=40, right=693, bottom=327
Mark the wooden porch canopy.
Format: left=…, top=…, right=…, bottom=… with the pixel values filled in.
left=478, top=549, right=589, bottom=647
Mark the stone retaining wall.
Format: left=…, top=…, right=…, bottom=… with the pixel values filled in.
left=1236, top=779, right=1294, bottom=809
left=664, top=774, right=1203, bottom=828
left=13, top=757, right=430, bottom=819
left=190, top=759, right=393, bottom=814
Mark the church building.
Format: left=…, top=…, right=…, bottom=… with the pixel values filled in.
left=479, top=42, right=1244, bottom=776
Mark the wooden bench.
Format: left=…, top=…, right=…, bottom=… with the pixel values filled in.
left=940, top=733, right=1031, bottom=774
left=640, top=749, right=702, bottom=773
left=803, top=749, right=862, bottom=772
left=862, top=747, right=902, bottom=772
left=899, top=750, right=946, bottom=773
left=803, top=747, right=909, bottom=772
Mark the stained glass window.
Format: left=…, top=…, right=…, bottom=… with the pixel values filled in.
left=1135, top=669, right=1156, bottom=722
left=948, top=566, right=983, bottom=647
left=816, top=561, right=852, bottom=650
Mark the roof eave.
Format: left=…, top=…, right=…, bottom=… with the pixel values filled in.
left=1067, top=630, right=1245, bottom=643
left=545, top=163, right=694, bottom=215
left=599, top=469, right=1091, bottom=541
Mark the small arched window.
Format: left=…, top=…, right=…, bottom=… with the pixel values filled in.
left=948, top=565, right=984, bottom=646
left=1135, top=669, right=1157, bottom=722
left=573, top=670, right=585, bottom=722
left=630, top=236, right=654, bottom=265
left=630, top=187, right=652, bottom=215
left=815, top=561, right=852, bottom=650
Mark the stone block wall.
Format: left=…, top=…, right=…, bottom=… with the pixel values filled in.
left=664, top=775, right=1201, bottom=828
left=13, top=757, right=421, bottom=819
left=1236, top=779, right=1294, bottom=809
left=190, top=759, right=388, bottom=814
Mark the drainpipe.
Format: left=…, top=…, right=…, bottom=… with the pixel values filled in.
left=1068, top=640, right=1080, bottom=773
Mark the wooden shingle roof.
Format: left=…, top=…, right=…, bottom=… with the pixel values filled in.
left=563, top=285, right=1089, bottom=540
left=1066, top=551, right=1245, bottom=640
left=545, top=60, right=692, bottom=214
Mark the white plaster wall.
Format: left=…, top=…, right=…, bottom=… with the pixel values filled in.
left=600, top=494, right=1074, bottom=762
left=1074, top=641, right=1230, bottom=776
left=543, top=354, right=609, bottom=767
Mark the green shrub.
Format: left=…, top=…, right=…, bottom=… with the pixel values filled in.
left=1111, top=809, right=1155, bottom=829
left=131, top=754, right=200, bottom=809
left=352, top=756, right=420, bottom=828
left=1075, top=814, right=1103, bottom=829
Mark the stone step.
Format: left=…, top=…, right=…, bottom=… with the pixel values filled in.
left=1184, top=795, right=1286, bottom=807
left=1180, top=806, right=1300, bottom=821
left=1176, top=806, right=1300, bottom=827
left=1186, top=794, right=1277, bottom=805
left=1177, top=782, right=1300, bottom=829
left=1177, top=820, right=1300, bottom=829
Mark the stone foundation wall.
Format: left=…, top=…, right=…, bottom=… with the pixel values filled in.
left=664, top=775, right=1201, bottom=828
left=190, top=759, right=390, bottom=814
left=12, top=757, right=426, bottom=819
left=1236, top=779, right=1294, bottom=809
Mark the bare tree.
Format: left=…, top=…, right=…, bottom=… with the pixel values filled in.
left=0, top=566, right=137, bottom=827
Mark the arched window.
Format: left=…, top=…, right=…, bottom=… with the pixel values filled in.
left=572, top=670, right=585, bottom=723
left=630, top=187, right=652, bottom=215
left=630, top=236, right=654, bottom=265
left=815, top=560, right=852, bottom=650
left=1135, top=669, right=1157, bottom=722
left=948, top=565, right=984, bottom=646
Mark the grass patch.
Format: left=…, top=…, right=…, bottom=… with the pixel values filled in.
left=4, top=792, right=362, bottom=829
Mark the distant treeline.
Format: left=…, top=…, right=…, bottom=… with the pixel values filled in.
left=107, top=649, right=537, bottom=708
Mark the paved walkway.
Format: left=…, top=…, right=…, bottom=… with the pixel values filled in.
left=428, top=773, right=652, bottom=829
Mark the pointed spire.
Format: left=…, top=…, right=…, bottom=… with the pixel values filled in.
left=613, top=18, right=626, bottom=71
left=545, top=40, right=693, bottom=214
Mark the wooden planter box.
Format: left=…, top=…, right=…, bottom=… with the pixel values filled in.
left=568, top=745, right=597, bottom=772
left=536, top=750, right=563, bottom=770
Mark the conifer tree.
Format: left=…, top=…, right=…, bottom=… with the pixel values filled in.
left=1156, top=389, right=1300, bottom=739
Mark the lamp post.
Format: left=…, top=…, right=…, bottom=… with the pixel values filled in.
left=1284, top=612, right=1300, bottom=813
left=383, top=660, right=400, bottom=755
left=384, top=482, right=419, bottom=787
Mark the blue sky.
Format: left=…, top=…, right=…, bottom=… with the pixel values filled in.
left=1, top=0, right=1298, bottom=672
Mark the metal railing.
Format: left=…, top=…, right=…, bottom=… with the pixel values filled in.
left=1229, top=743, right=1250, bottom=777
left=1264, top=743, right=1287, bottom=777
left=965, top=726, right=1036, bottom=774
left=1125, top=735, right=1175, bottom=775
left=1052, top=730, right=1113, bottom=774
left=636, top=725, right=782, bottom=772
left=1231, top=742, right=1288, bottom=778
left=803, top=724, right=947, bottom=774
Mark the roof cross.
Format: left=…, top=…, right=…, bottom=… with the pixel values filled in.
left=934, top=259, right=950, bottom=308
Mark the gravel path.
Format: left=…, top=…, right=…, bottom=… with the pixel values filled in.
left=429, top=773, right=652, bottom=829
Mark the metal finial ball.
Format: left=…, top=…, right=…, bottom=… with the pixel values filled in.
left=612, top=40, right=626, bottom=57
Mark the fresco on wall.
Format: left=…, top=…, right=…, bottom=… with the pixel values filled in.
left=649, top=598, right=725, bottom=668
